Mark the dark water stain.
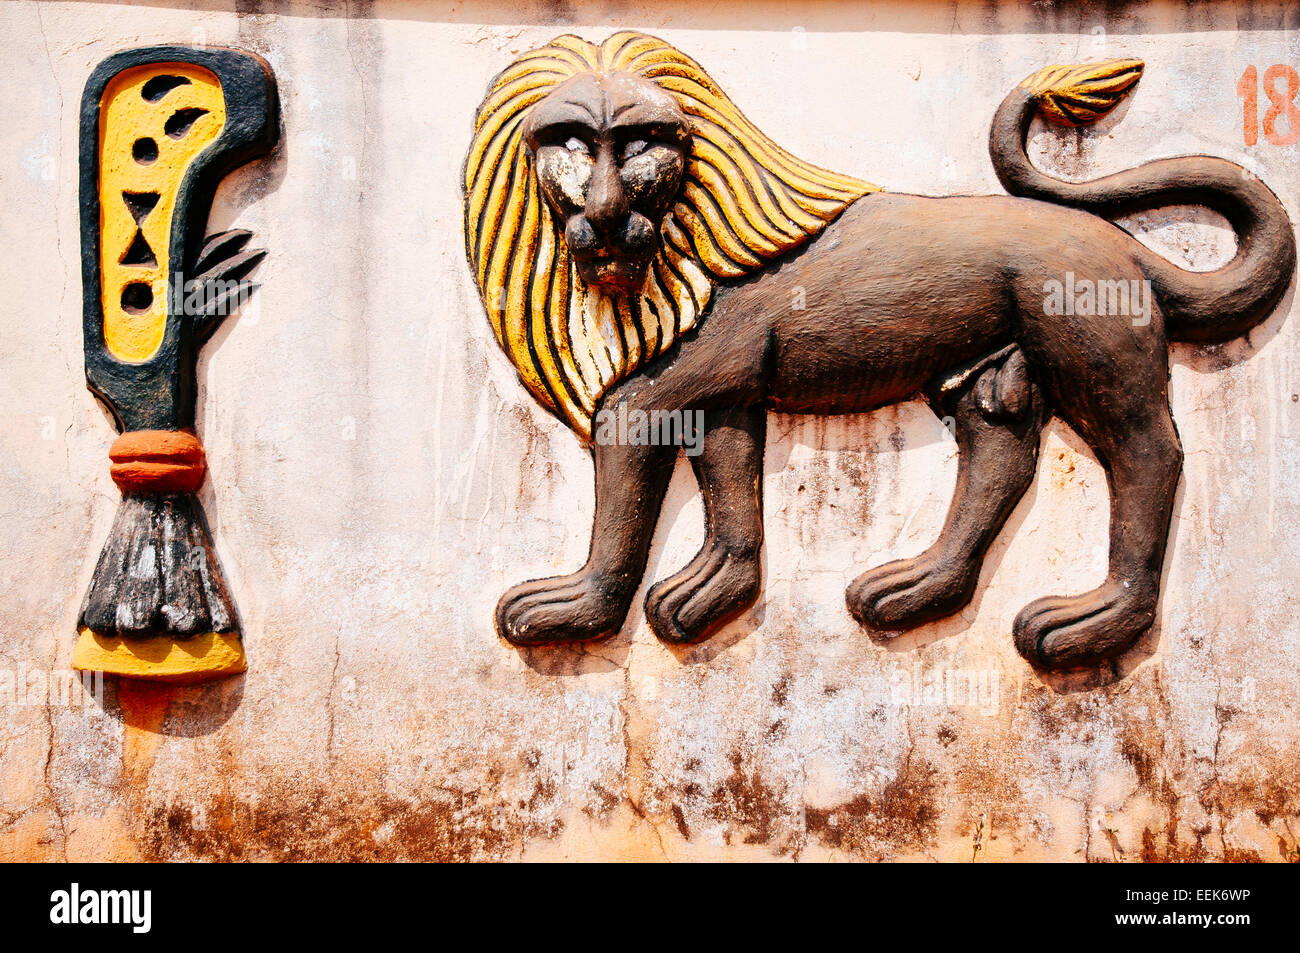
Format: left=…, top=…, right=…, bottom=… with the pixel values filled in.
left=805, top=756, right=940, bottom=857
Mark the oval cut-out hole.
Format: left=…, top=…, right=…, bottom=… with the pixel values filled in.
left=121, top=282, right=153, bottom=314
left=165, top=107, right=209, bottom=139
left=141, top=75, right=191, bottom=102
left=132, top=138, right=159, bottom=164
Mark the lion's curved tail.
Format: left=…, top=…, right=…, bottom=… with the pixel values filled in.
left=990, top=60, right=1295, bottom=344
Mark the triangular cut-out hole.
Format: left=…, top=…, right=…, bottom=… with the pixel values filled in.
left=123, top=191, right=160, bottom=224
left=165, top=107, right=209, bottom=139
left=120, top=230, right=157, bottom=267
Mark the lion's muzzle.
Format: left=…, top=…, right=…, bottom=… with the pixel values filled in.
left=566, top=211, right=658, bottom=291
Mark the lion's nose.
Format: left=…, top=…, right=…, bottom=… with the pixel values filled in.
left=584, top=151, right=629, bottom=237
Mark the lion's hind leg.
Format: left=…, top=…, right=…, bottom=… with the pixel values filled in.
left=847, top=347, right=1047, bottom=632
left=645, top=407, right=765, bottom=644
left=1012, top=346, right=1182, bottom=670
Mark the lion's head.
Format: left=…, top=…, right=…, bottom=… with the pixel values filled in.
left=464, top=32, right=877, bottom=437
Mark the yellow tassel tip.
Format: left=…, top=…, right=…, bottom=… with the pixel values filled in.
left=73, top=629, right=246, bottom=684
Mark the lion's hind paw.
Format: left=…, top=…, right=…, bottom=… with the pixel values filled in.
left=846, top=554, right=979, bottom=632
left=1012, top=580, right=1157, bottom=669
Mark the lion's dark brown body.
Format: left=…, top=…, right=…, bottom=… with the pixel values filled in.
left=665, top=194, right=1157, bottom=418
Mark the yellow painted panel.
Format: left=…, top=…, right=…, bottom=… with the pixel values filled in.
left=99, top=63, right=226, bottom=363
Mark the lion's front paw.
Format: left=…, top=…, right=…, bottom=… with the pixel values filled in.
left=846, top=554, right=978, bottom=631
left=1013, top=579, right=1157, bottom=669
left=645, top=544, right=760, bottom=644
left=495, top=571, right=630, bottom=646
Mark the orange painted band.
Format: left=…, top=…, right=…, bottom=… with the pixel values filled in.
left=109, top=430, right=207, bottom=493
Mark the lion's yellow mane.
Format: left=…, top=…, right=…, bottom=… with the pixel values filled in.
left=464, top=32, right=877, bottom=438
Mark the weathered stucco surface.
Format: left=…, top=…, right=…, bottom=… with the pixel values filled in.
left=2, top=0, right=1298, bottom=861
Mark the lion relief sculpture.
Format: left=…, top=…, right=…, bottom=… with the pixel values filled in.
left=462, top=32, right=1294, bottom=670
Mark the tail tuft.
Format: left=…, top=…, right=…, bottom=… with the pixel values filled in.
left=1021, top=59, right=1144, bottom=126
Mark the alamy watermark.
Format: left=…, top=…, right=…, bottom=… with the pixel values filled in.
left=1043, top=271, right=1152, bottom=326
left=593, top=403, right=705, bottom=457
left=166, top=271, right=253, bottom=317
left=50, top=883, right=151, bottom=933
left=1, top=665, right=103, bottom=710
left=888, top=664, right=1001, bottom=714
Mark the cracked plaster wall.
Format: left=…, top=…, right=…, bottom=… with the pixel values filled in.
left=1, top=0, right=1298, bottom=861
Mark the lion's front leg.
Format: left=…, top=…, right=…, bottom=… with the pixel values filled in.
left=646, top=407, right=765, bottom=644
left=496, top=433, right=677, bottom=646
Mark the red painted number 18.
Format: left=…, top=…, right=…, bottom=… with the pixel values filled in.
left=1237, top=65, right=1300, bottom=146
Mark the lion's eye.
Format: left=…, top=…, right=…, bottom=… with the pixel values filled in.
left=621, top=140, right=649, bottom=161
left=564, top=137, right=591, bottom=156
